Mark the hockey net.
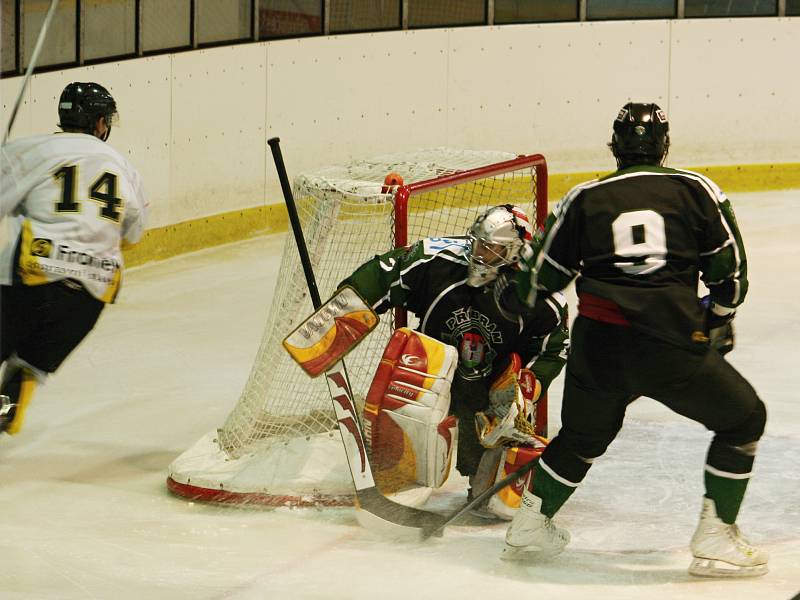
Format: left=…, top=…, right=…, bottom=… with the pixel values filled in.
left=167, top=149, right=548, bottom=506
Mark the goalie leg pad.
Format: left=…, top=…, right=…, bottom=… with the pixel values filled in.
left=363, top=328, right=458, bottom=491
left=487, top=445, right=545, bottom=520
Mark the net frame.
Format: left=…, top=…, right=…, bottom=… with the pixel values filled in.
left=167, top=149, right=548, bottom=506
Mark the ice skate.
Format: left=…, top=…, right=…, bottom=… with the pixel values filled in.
left=688, top=497, right=768, bottom=578
left=0, top=395, right=16, bottom=434
left=501, top=489, right=569, bottom=560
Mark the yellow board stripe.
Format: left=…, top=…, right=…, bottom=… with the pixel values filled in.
left=123, top=163, right=800, bottom=269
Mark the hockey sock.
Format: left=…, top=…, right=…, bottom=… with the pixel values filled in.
left=704, top=470, right=749, bottom=524
left=532, top=461, right=577, bottom=518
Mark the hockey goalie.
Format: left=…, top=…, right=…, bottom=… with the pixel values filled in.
left=284, top=204, right=569, bottom=519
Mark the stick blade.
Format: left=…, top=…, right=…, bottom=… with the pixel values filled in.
left=355, top=487, right=445, bottom=541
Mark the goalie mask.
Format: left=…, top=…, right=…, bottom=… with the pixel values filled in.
left=466, top=205, right=533, bottom=287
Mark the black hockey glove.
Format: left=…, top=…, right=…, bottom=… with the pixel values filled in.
left=493, top=272, right=528, bottom=321
left=701, top=296, right=735, bottom=356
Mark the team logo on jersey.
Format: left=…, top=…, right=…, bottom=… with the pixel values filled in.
left=30, top=238, right=53, bottom=258
left=443, top=307, right=503, bottom=379
left=459, top=332, right=486, bottom=369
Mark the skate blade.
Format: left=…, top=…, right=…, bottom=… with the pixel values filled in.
left=469, top=506, right=510, bottom=522
left=689, top=557, right=768, bottom=578
left=501, top=544, right=563, bottom=562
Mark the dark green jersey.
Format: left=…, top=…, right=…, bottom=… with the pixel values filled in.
left=340, top=236, right=568, bottom=390
left=517, top=165, right=747, bottom=348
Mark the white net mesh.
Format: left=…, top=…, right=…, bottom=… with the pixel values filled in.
left=216, top=148, right=546, bottom=462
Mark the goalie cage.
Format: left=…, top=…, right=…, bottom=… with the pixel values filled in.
left=167, top=148, right=548, bottom=507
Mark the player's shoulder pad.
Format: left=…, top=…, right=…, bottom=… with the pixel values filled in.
left=552, top=177, right=600, bottom=218
left=420, top=236, right=470, bottom=261
left=667, top=168, right=727, bottom=203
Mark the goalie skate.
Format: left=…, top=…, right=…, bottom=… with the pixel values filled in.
left=688, top=497, right=768, bottom=578
left=501, top=489, right=569, bottom=561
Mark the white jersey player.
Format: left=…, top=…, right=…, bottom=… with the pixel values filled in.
left=0, top=81, right=148, bottom=436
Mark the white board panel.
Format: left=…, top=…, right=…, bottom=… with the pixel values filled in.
left=447, top=20, right=671, bottom=173
left=170, top=44, right=268, bottom=223
left=2, top=58, right=173, bottom=227
left=3, top=17, right=798, bottom=230
left=266, top=29, right=450, bottom=200
left=1, top=76, right=33, bottom=140
left=669, top=17, right=800, bottom=166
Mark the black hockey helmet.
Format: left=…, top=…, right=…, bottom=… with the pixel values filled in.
left=58, top=82, right=117, bottom=139
left=610, top=102, right=669, bottom=167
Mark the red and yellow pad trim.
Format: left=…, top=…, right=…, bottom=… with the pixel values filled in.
left=495, top=444, right=544, bottom=508
left=283, top=286, right=378, bottom=377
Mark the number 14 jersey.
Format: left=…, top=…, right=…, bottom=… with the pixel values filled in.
left=0, top=133, right=148, bottom=303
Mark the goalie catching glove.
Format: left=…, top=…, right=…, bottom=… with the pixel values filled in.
left=475, top=354, right=543, bottom=449
left=363, top=328, right=459, bottom=494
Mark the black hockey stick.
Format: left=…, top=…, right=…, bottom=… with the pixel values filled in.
left=421, top=456, right=539, bottom=539
left=2, top=0, right=60, bottom=146
left=268, top=137, right=446, bottom=539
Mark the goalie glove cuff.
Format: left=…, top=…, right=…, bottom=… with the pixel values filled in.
left=475, top=397, right=546, bottom=449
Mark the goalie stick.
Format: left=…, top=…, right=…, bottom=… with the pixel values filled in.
left=268, top=137, right=446, bottom=539
left=421, top=456, right=539, bottom=539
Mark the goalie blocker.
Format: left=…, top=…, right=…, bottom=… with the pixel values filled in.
left=283, top=286, right=379, bottom=377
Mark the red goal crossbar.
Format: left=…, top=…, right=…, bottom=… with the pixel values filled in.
left=392, top=153, right=549, bottom=436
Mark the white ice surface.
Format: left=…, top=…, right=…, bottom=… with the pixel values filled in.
left=2, top=190, right=799, bottom=600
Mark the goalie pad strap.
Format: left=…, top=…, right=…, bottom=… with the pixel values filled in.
left=364, top=328, right=458, bottom=491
